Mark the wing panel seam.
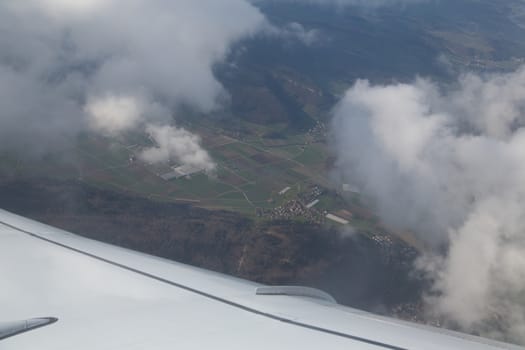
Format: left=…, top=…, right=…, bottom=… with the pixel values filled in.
left=0, top=220, right=407, bottom=350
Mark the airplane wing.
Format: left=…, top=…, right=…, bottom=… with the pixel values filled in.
left=0, top=208, right=522, bottom=350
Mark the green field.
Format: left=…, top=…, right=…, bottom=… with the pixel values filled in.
left=2, top=121, right=353, bottom=222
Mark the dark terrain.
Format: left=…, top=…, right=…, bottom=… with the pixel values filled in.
left=0, top=178, right=424, bottom=315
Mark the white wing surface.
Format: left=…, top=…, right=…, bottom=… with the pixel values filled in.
left=0, top=209, right=522, bottom=350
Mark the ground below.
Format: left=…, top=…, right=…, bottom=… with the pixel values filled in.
left=0, top=178, right=426, bottom=318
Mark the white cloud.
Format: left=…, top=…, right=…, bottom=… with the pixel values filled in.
left=139, top=125, right=216, bottom=173
left=332, top=66, right=525, bottom=344
left=85, top=95, right=144, bottom=135
left=0, top=0, right=266, bottom=156
left=5, top=0, right=107, bottom=18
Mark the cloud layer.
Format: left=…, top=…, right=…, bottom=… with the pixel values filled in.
left=332, top=67, right=525, bottom=344
left=0, top=0, right=265, bottom=166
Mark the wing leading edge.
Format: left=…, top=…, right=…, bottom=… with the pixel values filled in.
left=0, top=209, right=522, bottom=350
